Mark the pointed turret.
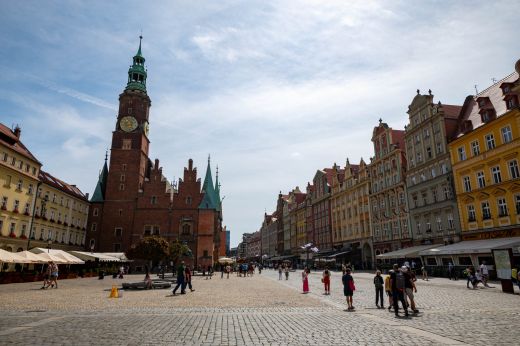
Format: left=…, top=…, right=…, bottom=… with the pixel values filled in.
left=91, top=153, right=109, bottom=202
left=125, top=35, right=147, bottom=93
left=215, top=165, right=222, bottom=211
left=199, top=155, right=218, bottom=210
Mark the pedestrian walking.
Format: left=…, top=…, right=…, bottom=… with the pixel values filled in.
left=41, top=262, right=52, bottom=289
left=207, top=265, right=213, bottom=279
left=284, top=266, right=289, bottom=280
left=480, top=261, right=490, bottom=287
left=48, top=262, right=59, bottom=288
left=374, top=270, right=384, bottom=308
left=302, top=267, right=310, bottom=294
left=342, top=267, right=355, bottom=310
left=278, top=265, right=283, bottom=280
left=402, top=266, right=418, bottom=313
left=221, top=264, right=225, bottom=279
left=384, top=270, right=393, bottom=311
left=226, top=265, right=231, bottom=279
left=185, top=266, right=195, bottom=292
left=322, top=267, right=331, bottom=295
left=464, top=266, right=474, bottom=288
left=448, top=262, right=454, bottom=280
left=172, top=261, right=186, bottom=295
left=421, top=266, right=429, bottom=281
left=390, top=264, right=408, bottom=317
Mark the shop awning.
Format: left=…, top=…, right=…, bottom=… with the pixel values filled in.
left=418, top=237, right=520, bottom=256
left=29, top=248, right=84, bottom=264
left=377, top=244, right=440, bottom=259
left=100, top=252, right=129, bottom=261
left=0, top=249, right=25, bottom=263
left=327, top=250, right=351, bottom=258
left=270, top=255, right=297, bottom=261
left=69, top=251, right=121, bottom=262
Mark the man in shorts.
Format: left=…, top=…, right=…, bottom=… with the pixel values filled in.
left=402, top=266, right=418, bottom=313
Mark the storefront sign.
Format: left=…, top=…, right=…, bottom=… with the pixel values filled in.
left=462, top=228, right=520, bottom=241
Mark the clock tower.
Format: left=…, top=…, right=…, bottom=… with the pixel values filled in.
left=99, top=37, right=152, bottom=251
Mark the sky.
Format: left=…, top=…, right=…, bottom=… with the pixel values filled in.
left=0, top=1, right=519, bottom=247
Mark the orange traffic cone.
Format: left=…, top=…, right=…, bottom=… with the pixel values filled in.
left=109, top=285, right=119, bottom=298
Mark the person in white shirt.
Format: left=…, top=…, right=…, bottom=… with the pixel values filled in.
left=479, top=262, right=490, bottom=287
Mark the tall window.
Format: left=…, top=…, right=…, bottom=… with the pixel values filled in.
left=491, top=166, right=502, bottom=184
left=463, top=176, right=471, bottom=192
left=144, top=225, right=152, bottom=236
left=515, top=195, right=520, bottom=214
left=508, top=160, right=520, bottom=179
left=443, top=185, right=451, bottom=199
left=115, top=227, right=123, bottom=238
left=91, top=223, right=97, bottom=231
left=457, top=146, right=466, bottom=161
left=476, top=171, right=486, bottom=189
left=447, top=214, right=454, bottom=229
left=467, top=205, right=476, bottom=222
left=436, top=216, right=443, bottom=231
left=151, top=196, right=157, bottom=205
left=501, top=126, right=512, bottom=143
left=497, top=198, right=508, bottom=217
left=471, top=140, right=480, bottom=156
left=485, top=134, right=495, bottom=150
left=122, top=139, right=132, bottom=150
left=481, top=201, right=491, bottom=220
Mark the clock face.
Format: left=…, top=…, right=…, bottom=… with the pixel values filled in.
left=120, top=116, right=138, bottom=132
left=143, top=122, right=150, bottom=136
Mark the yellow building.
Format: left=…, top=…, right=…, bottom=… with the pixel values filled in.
left=0, top=124, right=41, bottom=252
left=330, top=159, right=373, bottom=267
left=33, top=171, right=89, bottom=249
left=0, top=123, right=89, bottom=254
left=449, top=62, right=520, bottom=240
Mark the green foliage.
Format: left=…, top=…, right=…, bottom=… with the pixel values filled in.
left=126, top=236, right=170, bottom=262
left=169, top=240, right=192, bottom=266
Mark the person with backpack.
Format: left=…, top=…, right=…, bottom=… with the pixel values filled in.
left=390, top=264, right=408, bottom=317
left=402, top=266, right=418, bottom=313
left=374, top=270, right=384, bottom=308
left=342, top=267, right=355, bottom=310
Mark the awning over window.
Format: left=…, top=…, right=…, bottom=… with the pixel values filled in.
left=29, top=248, right=84, bottom=264
left=69, top=251, right=122, bottom=262
left=418, top=237, right=520, bottom=256
left=377, top=244, right=440, bottom=259
left=327, top=250, right=351, bottom=258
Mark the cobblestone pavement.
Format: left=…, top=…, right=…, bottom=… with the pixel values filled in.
left=0, top=270, right=518, bottom=345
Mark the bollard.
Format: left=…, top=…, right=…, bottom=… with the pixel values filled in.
left=118, top=289, right=124, bottom=298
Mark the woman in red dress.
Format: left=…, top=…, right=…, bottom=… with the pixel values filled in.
left=302, top=267, right=310, bottom=293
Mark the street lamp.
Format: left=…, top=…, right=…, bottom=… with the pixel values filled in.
left=47, top=238, right=52, bottom=253
left=26, top=186, right=47, bottom=250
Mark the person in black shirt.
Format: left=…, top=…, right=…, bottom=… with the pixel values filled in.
left=390, top=264, right=408, bottom=317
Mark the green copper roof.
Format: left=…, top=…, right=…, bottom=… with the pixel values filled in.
left=199, top=156, right=218, bottom=210
left=91, top=154, right=109, bottom=202
left=125, top=35, right=147, bottom=92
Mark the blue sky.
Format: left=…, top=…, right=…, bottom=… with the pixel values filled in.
left=0, top=1, right=518, bottom=247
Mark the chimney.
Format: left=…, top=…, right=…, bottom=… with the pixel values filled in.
left=13, top=125, right=21, bottom=138
left=154, top=158, right=159, bottom=169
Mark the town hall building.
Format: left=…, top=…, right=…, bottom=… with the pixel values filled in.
left=85, top=38, right=226, bottom=269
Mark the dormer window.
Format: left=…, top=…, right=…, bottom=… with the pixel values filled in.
left=505, top=95, right=518, bottom=110
left=479, top=99, right=486, bottom=107
left=480, top=109, right=496, bottom=123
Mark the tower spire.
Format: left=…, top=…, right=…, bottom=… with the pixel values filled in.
left=125, top=35, right=147, bottom=93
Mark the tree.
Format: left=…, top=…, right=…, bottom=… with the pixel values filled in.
left=125, top=236, right=169, bottom=264
left=169, top=240, right=192, bottom=267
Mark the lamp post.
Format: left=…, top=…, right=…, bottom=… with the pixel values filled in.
left=26, top=184, right=47, bottom=250
left=47, top=238, right=52, bottom=253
